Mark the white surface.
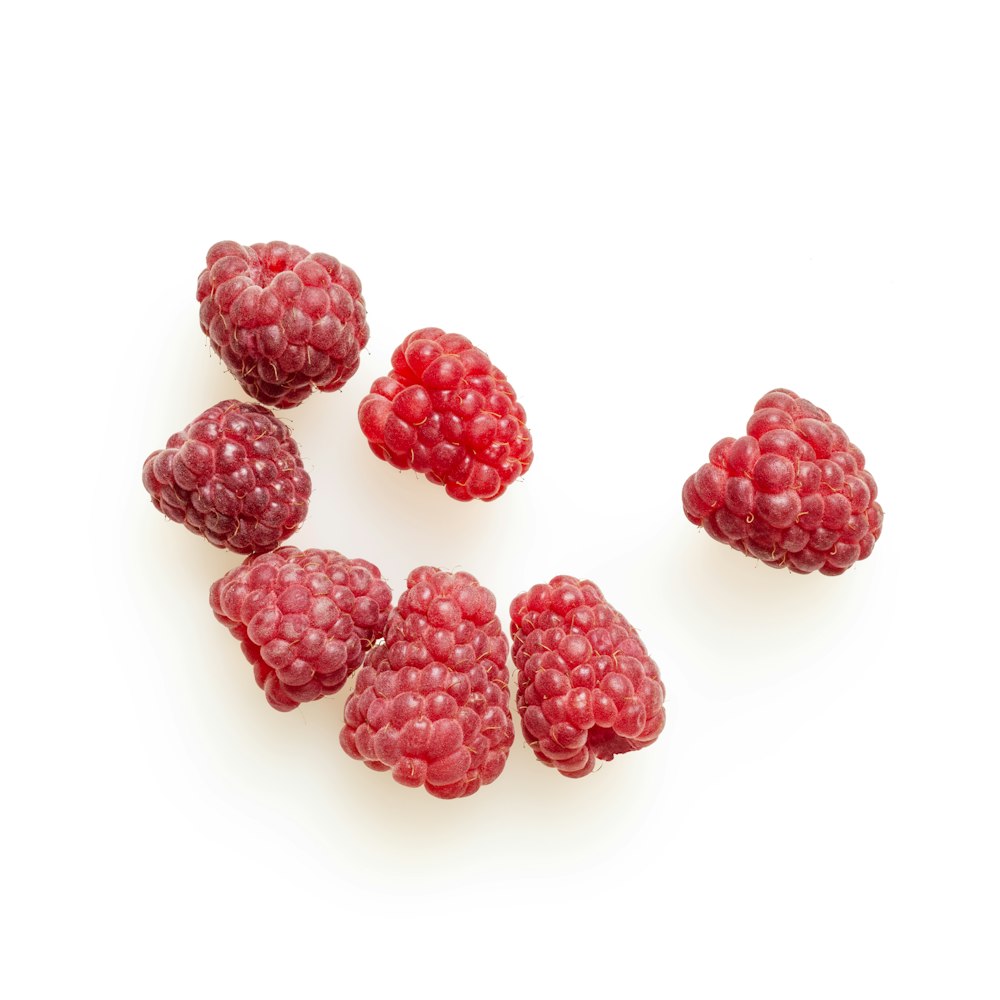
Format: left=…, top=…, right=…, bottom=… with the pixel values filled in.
left=4, top=2, right=998, bottom=997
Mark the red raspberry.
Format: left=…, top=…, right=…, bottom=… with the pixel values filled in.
left=682, top=389, right=884, bottom=575
left=142, top=399, right=311, bottom=554
left=357, top=327, right=533, bottom=501
left=210, top=547, right=392, bottom=712
left=510, top=576, right=666, bottom=778
left=197, top=240, right=369, bottom=408
left=340, top=567, right=515, bottom=799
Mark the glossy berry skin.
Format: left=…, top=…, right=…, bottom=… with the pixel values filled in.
left=210, top=547, right=392, bottom=712
left=682, top=389, right=884, bottom=576
left=197, top=240, right=369, bottom=408
left=142, top=400, right=311, bottom=554
left=358, top=328, right=533, bottom=501
left=340, top=567, right=515, bottom=799
left=510, top=576, right=666, bottom=778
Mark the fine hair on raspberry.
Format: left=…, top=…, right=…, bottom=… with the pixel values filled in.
left=358, top=327, right=533, bottom=501
left=210, top=547, right=393, bottom=712
left=682, top=388, right=884, bottom=575
left=197, top=240, right=369, bottom=408
left=510, top=576, right=666, bottom=778
left=141, top=399, right=312, bottom=554
left=340, top=566, right=515, bottom=799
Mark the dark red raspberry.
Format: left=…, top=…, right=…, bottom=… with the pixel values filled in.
left=210, top=547, right=392, bottom=712
left=682, top=389, right=884, bottom=575
left=197, top=240, right=369, bottom=408
left=358, top=327, right=533, bottom=501
left=340, top=567, right=515, bottom=799
left=510, top=576, right=666, bottom=778
left=142, top=399, right=311, bottom=554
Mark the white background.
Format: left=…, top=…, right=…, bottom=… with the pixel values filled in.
left=4, top=2, right=998, bottom=997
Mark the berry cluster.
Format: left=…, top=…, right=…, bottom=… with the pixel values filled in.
left=141, top=237, right=887, bottom=804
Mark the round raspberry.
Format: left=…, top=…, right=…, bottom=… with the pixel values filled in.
left=141, top=399, right=311, bottom=554
left=210, top=547, right=392, bottom=712
left=340, top=567, right=515, bottom=798
left=358, top=327, right=533, bottom=501
left=196, top=240, right=369, bottom=408
left=682, top=388, right=884, bottom=575
left=510, top=576, right=666, bottom=778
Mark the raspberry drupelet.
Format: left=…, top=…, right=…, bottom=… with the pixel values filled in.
left=210, top=547, right=392, bottom=712
left=340, top=567, right=515, bottom=799
left=510, top=576, right=666, bottom=778
left=197, top=240, right=369, bottom=408
left=141, top=399, right=311, bottom=554
left=682, top=388, right=884, bottom=575
left=357, top=327, right=533, bottom=501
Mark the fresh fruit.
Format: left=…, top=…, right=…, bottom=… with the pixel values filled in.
left=210, top=547, right=392, bottom=711
left=510, top=576, right=666, bottom=778
left=142, top=399, right=311, bottom=554
left=682, top=388, right=884, bottom=575
left=197, top=240, right=369, bottom=408
left=357, top=327, right=533, bottom=501
left=340, top=567, right=515, bottom=798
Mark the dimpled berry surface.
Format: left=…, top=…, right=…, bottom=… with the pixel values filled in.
left=682, top=389, right=884, bottom=575
left=197, top=240, right=369, bottom=408
left=340, top=567, right=515, bottom=799
left=210, top=547, right=392, bottom=711
left=510, top=576, right=666, bottom=778
left=358, top=327, right=533, bottom=501
left=141, top=399, right=312, bottom=554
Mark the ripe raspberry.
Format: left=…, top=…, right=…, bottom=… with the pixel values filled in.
left=682, top=388, right=884, bottom=575
left=510, top=576, right=666, bottom=778
left=357, top=327, right=533, bottom=501
left=210, top=547, right=392, bottom=712
left=197, top=240, right=369, bottom=408
left=340, top=567, right=515, bottom=799
left=142, top=399, right=311, bottom=554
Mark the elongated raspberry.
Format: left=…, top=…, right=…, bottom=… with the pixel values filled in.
left=510, top=576, right=666, bottom=778
left=142, top=399, right=311, bottom=554
left=682, top=388, right=884, bottom=575
left=358, top=327, right=533, bottom=501
left=340, top=567, right=515, bottom=799
left=197, top=240, right=369, bottom=408
left=210, top=547, right=392, bottom=711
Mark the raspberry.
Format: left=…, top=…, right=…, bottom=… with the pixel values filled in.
left=210, top=547, right=392, bottom=712
left=340, top=567, right=515, bottom=798
left=510, top=576, right=666, bottom=778
left=197, top=240, right=369, bottom=408
left=358, top=327, right=533, bottom=501
left=682, top=388, right=884, bottom=575
left=142, top=399, right=311, bottom=554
